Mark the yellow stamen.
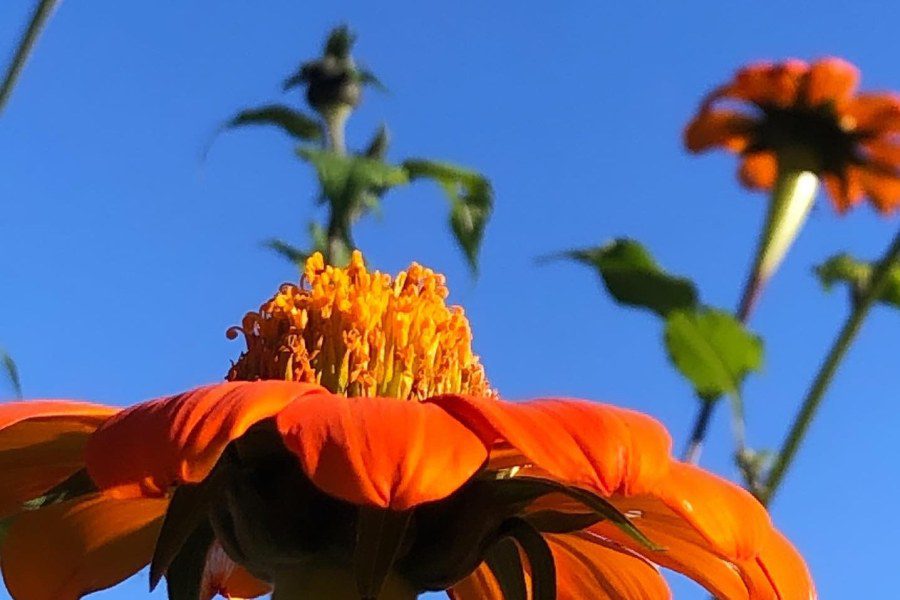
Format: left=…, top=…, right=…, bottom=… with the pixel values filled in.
left=227, top=251, right=492, bottom=399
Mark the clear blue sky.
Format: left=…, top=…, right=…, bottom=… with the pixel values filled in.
left=2, top=1, right=897, bottom=598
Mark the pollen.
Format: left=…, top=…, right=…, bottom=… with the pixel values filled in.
left=227, top=251, right=492, bottom=399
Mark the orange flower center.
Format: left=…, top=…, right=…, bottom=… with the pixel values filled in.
left=227, top=251, right=492, bottom=399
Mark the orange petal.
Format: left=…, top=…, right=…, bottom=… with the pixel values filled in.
left=276, top=395, right=487, bottom=510
left=845, top=92, right=900, bottom=134
left=804, top=57, right=859, bottom=108
left=862, top=138, right=900, bottom=168
left=753, top=527, right=817, bottom=600
left=85, top=381, right=330, bottom=497
left=654, top=462, right=769, bottom=562
left=200, top=539, right=271, bottom=600
left=684, top=109, right=756, bottom=153
left=739, top=152, right=778, bottom=190
left=547, top=532, right=670, bottom=600
left=0, top=493, right=167, bottom=600
left=859, top=168, right=900, bottom=214
left=729, top=60, right=808, bottom=108
left=447, top=562, right=504, bottom=600
left=0, top=401, right=117, bottom=518
left=822, top=171, right=864, bottom=213
left=428, top=395, right=671, bottom=496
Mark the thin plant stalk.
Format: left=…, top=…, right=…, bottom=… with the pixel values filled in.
left=682, top=150, right=819, bottom=463
left=761, top=228, right=900, bottom=505
left=0, top=0, right=60, bottom=115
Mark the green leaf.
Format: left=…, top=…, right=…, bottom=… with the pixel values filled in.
left=565, top=239, right=698, bottom=317
left=816, top=253, right=900, bottom=307
left=1, top=350, right=21, bottom=397
left=403, top=159, right=493, bottom=273
left=264, top=238, right=308, bottom=267
left=299, top=148, right=408, bottom=214
left=225, top=104, right=322, bottom=141
left=664, top=308, right=763, bottom=401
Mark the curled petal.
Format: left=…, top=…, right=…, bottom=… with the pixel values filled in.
left=0, top=401, right=117, bottom=518
left=655, top=462, right=769, bottom=562
left=684, top=110, right=756, bottom=153
left=428, top=395, right=671, bottom=496
left=0, top=493, right=167, bottom=600
left=738, top=152, right=778, bottom=190
left=548, top=533, right=670, bottom=600
left=754, top=527, right=817, bottom=600
left=276, top=395, right=488, bottom=510
left=805, top=57, right=859, bottom=108
left=86, top=381, right=329, bottom=497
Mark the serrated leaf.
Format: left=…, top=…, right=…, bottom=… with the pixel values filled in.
left=816, top=253, right=900, bottom=307
left=1, top=351, right=21, bottom=397
left=225, top=104, right=322, bottom=141
left=403, top=159, right=493, bottom=273
left=664, top=308, right=763, bottom=401
left=565, top=239, right=698, bottom=317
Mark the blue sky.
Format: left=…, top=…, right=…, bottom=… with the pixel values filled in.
left=2, top=1, right=898, bottom=597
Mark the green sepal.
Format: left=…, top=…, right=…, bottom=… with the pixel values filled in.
left=224, top=104, right=322, bottom=141
left=164, top=519, right=215, bottom=600
left=353, top=507, right=411, bottom=600
left=484, top=537, right=527, bottom=600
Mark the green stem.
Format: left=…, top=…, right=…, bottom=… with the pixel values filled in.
left=321, top=104, right=352, bottom=265
left=760, top=228, right=900, bottom=506
left=0, top=0, right=60, bottom=115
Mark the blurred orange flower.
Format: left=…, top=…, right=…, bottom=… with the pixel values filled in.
left=686, top=57, right=900, bottom=213
left=0, top=254, right=816, bottom=599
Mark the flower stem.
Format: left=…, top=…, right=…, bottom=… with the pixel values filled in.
left=321, top=104, right=352, bottom=265
left=0, top=0, right=59, bottom=115
left=760, top=228, right=900, bottom=506
left=682, top=152, right=818, bottom=464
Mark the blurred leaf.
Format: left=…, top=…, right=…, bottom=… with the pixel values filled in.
left=664, top=308, right=763, bottom=401
left=0, top=0, right=59, bottom=115
left=1, top=350, right=21, bottom=397
left=299, top=148, right=407, bottom=213
left=364, top=125, right=390, bottom=160
left=354, top=68, right=387, bottom=92
left=816, top=253, right=900, bottom=307
left=564, top=239, right=698, bottom=317
left=264, top=239, right=308, bottom=267
left=403, top=159, right=493, bottom=273
left=225, top=104, right=321, bottom=141
left=324, top=25, right=356, bottom=59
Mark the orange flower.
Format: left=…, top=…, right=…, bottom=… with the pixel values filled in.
left=685, top=57, right=900, bottom=213
left=0, top=254, right=815, bottom=599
